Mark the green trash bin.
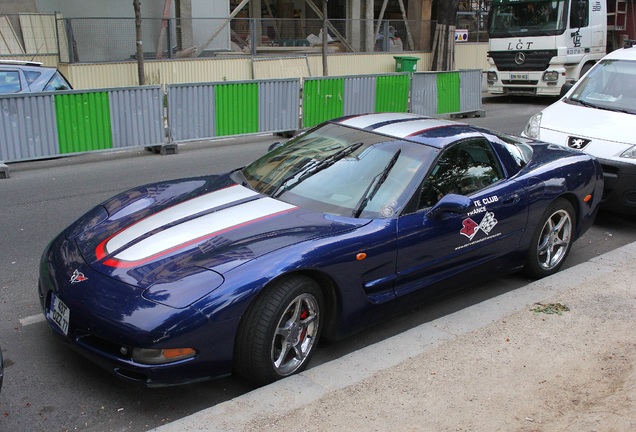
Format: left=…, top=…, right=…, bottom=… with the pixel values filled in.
left=394, top=56, right=419, bottom=73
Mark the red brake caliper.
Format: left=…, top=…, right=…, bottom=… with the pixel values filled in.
left=299, top=309, right=308, bottom=342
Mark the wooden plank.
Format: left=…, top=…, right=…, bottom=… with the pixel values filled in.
left=155, top=0, right=172, bottom=59
left=0, top=16, right=25, bottom=54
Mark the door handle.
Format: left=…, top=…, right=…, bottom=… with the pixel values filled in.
left=502, top=193, right=520, bottom=206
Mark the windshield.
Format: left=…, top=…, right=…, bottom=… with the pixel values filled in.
left=489, top=0, right=569, bottom=37
left=567, top=58, right=636, bottom=115
left=242, top=122, right=436, bottom=219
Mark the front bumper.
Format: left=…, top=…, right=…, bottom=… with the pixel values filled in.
left=487, top=70, right=564, bottom=96
left=597, top=157, right=636, bottom=214
left=38, top=233, right=237, bottom=386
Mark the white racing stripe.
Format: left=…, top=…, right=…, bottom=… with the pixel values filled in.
left=105, top=185, right=258, bottom=254
left=338, top=113, right=453, bottom=139
left=373, top=118, right=452, bottom=138
left=113, top=197, right=296, bottom=263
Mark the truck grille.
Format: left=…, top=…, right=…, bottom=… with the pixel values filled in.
left=488, top=50, right=557, bottom=71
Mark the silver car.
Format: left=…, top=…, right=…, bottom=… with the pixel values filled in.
left=0, top=60, right=72, bottom=94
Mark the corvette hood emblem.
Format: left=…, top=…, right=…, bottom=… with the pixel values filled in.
left=70, top=269, right=88, bottom=284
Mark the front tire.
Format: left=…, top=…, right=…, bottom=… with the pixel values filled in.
left=523, top=198, right=575, bottom=279
left=234, top=275, right=324, bottom=385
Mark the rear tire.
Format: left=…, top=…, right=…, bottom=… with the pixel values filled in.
left=234, top=275, right=324, bottom=385
left=523, top=198, right=575, bottom=279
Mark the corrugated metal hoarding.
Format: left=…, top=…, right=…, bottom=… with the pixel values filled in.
left=1, top=70, right=482, bottom=165
left=215, top=82, right=259, bottom=136
left=343, top=75, right=376, bottom=115
left=0, top=86, right=164, bottom=163
left=375, top=74, right=410, bottom=113
left=167, top=78, right=301, bottom=142
left=258, top=79, right=301, bottom=132
left=410, top=69, right=482, bottom=116
left=109, top=86, right=164, bottom=148
left=458, top=69, right=482, bottom=114
left=0, top=93, right=58, bottom=162
left=167, top=83, right=216, bottom=142
left=55, top=91, right=113, bottom=154
left=304, top=73, right=411, bottom=128
left=303, top=77, right=345, bottom=128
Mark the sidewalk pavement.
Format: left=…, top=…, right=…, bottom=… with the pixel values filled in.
left=153, top=242, right=636, bottom=432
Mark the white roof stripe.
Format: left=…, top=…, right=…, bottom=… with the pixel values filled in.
left=337, top=113, right=455, bottom=139
left=373, top=118, right=452, bottom=138
left=106, top=185, right=258, bottom=254
left=113, top=197, right=296, bottom=262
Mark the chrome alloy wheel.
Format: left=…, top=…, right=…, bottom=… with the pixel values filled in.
left=271, top=293, right=320, bottom=376
left=536, top=209, right=572, bottom=271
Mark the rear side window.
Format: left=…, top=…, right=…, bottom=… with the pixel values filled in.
left=0, top=71, right=21, bottom=93
left=24, top=70, right=41, bottom=85
left=44, top=72, right=71, bottom=91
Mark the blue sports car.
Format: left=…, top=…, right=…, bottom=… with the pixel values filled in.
left=39, top=113, right=603, bottom=386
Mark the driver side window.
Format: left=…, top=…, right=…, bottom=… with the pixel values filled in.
left=418, top=139, right=504, bottom=210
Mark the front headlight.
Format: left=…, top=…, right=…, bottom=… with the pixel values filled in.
left=620, top=146, right=636, bottom=159
left=523, top=113, right=542, bottom=139
left=542, top=71, right=559, bottom=82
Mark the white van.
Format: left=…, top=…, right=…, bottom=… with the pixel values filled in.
left=523, top=42, right=636, bottom=215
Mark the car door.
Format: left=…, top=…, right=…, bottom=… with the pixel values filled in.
left=394, top=137, right=528, bottom=298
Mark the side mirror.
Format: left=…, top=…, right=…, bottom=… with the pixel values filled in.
left=426, top=194, right=472, bottom=219
left=559, top=81, right=575, bottom=98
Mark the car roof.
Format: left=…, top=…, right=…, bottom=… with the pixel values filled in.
left=602, top=44, right=636, bottom=61
left=0, top=59, right=44, bottom=66
left=333, top=113, right=483, bottom=149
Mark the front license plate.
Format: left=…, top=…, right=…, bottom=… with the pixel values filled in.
left=49, top=293, right=70, bottom=336
left=510, top=73, right=528, bottom=81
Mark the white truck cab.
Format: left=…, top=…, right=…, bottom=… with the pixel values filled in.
left=523, top=42, right=636, bottom=214
left=487, top=0, right=607, bottom=96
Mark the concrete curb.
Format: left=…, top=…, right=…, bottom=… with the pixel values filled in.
left=151, top=241, right=636, bottom=432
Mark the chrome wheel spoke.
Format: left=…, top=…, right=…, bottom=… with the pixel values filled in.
left=271, top=293, right=320, bottom=375
left=537, top=210, right=572, bottom=270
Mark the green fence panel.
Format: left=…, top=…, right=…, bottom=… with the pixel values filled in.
left=375, top=74, right=410, bottom=113
left=303, top=78, right=345, bottom=128
left=215, top=82, right=259, bottom=136
left=54, top=92, right=112, bottom=154
left=436, top=72, right=461, bottom=114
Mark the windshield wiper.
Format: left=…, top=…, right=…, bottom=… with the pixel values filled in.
left=569, top=97, right=633, bottom=114
left=272, top=142, right=364, bottom=198
left=271, top=158, right=321, bottom=197
left=569, top=98, right=598, bottom=109
left=352, top=149, right=401, bottom=218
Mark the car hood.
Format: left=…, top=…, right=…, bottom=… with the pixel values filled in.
left=70, top=174, right=368, bottom=289
left=541, top=101, right=636, bottom=148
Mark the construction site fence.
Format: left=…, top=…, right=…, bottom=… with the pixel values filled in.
left=0, top=70, right=482, bottom=164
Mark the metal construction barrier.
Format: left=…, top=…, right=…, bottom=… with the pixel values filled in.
left=410, top=69, right=483, bottom=117
left=1, top=71, right=483, bottom=169
left=0, top=86, right=164, bottom=163
left=167, top=78, right=301, bottom=142
left=302, top=73, right=411, bottom=128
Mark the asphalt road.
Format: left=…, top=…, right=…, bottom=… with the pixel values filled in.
left=1, top=97, right=635, bottom=432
